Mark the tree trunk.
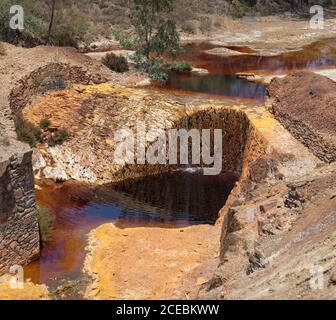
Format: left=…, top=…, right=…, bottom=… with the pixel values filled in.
left=46, top=0, right=56, bottom=44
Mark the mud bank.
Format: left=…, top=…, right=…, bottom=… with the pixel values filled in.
left=184, top=17, right=336, bottom=56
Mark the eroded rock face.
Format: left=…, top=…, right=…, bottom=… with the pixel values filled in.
left=23, top=82, right=322, bottom=193
left=23, top=83, right=271, bottom=185
left=200, top=161, right=336, bottom=300
left=268, top=72, right=336, bottom=163
left=32, top=149, right=46, bottom=172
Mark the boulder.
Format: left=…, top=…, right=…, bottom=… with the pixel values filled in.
left=43, top=166, right=68, bottom=182
left=32, top=149, right=46, bottom=172
left=191, top=67, right=209, bottom=75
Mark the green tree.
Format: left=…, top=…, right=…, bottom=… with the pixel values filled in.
left=129, top=0, right=181, bottom=59
left=126, top=0, right=181, bottom=80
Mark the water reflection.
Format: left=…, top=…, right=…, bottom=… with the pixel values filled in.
left=159, top=38, right=336, bottom=100
left=107, top=170, right=237, bottom=225
left=164, top=73, right=266, bottom=101
left=25, top=170, right=237, bottom=285
left=178, top=39, right=336, bottom=75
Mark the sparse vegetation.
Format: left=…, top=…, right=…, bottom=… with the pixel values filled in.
left=15, top=115, right=69, bottom=147
left=40, top=118, right=51, bottom=130
left=1, top=0, right=335, bottom=48
left=0, top=42, right=6, bottom=55
left=181, top=20, right=197, bottom=34
left=112, top=29, right=134, bottom=50
left=214, top=19, right=222, bottom=28
left=147, top=58, right=172, bottom=81
left=174, top=61, right=193, bottom=73
left=102, top=52, right=129, bottom=73
left=229, top=0, right=250, bottom=18
left=38, top=75, right=69, bottom=94
left=131, top=52, right=172, bottom=81
left=256, top=0, right=281, bottom=16
left=200, top=17, right=213, bottom=36
left=14, top=115, right=43, bottom=147
left=48, top=128, right=69, bottom=146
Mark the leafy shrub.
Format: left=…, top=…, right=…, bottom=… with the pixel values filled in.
left=52, top=7, right=94, bottom=47
left=147, top=58, right=172, bottom=82
left=174, top=61, right=193, bottom=73
left=112, top=29, right=134, bottom=50
left=131, top=53, right=172, bottom=82
left=102, top=52, right=129, bottom=73
left=214, top=20, right=222, bottom=28
left=15, top=116, right=43, bottom=147
left=48, top=128, right=69, bottom=146
left=40, top=118, right=51, bottom=130
left=0, top=43, right=6, bottom=55
left=130, top=52, right=148, bottom=71
left=37, top=207, right=54, bottom=245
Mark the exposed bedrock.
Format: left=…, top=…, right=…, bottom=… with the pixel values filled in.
left=23, top=83, right=320, bottom=188
left=199, top=164, right=336, bottom=300
left=268, top=72, right=336, bottom=163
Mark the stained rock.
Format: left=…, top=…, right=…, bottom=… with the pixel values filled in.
left=43, top=166, right=68, bottom=182
left=32, top=149, right=46, bottom=172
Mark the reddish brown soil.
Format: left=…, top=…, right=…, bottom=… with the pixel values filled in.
left=268, top=72, right=336, bottom=163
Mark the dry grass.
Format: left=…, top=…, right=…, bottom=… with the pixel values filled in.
left=0, top=43, right=6, bottom=56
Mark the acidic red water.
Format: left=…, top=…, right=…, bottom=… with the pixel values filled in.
left=153, top=39, right=336, bottom=101
left=25, top=171, right=237, bottom=287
